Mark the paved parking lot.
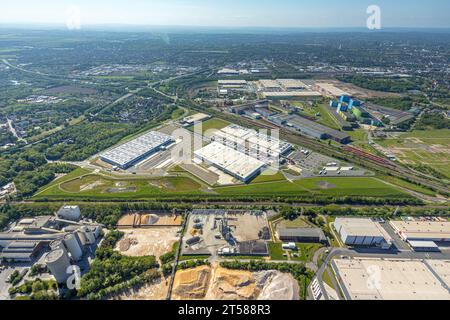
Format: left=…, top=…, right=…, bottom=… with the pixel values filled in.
left=288, top=150, right=368, bottom=178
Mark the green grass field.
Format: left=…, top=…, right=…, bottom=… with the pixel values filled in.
left=215, top=177, right=409, bottom=198
left=33, top=171, right=205, bottom=200
left=379, top=175, right=437, bottom=197
left=289, top=243, right=324, bottom=262
left=268, top=242, right=288, bottom=260
left=34, top=168, right=410, bottom=201
left=191, top=118, right=230, bottom=135
left=375, top=129, right=450, bottom=178
left=250, top=169, right=286, bottom=184
left=278, top=217, right=312, bottom=228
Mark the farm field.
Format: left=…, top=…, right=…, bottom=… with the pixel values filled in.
left=375, top=129, right=450, bottom=178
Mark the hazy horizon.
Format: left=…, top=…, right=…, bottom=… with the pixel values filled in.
left=1, top=0, right=450, bottom=29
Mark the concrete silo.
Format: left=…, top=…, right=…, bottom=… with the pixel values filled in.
left=82, top=226, right=96, bottom=244
left=93, top=226, right=102, bottom=239
left=64, top=233, right=83, bottom=261
left=49, top=239, right=67, bottom=255
left=76, top=229, right=89, bottom=246
left=45, top=249, right=71, bottom=284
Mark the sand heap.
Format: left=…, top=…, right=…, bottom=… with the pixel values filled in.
left=205, top=267, right=300, bottom=300
left=172, top=265, right=211, bottom=300
left=112, top=277, right=169, bottom=300
left=205, top=267, right=259, bottom=300
left=257, top=272, right=300, bottom=300
left=172, top=265, right=300, bottom=301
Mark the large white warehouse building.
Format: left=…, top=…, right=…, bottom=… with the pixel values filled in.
left=334, top=217, right=391, bottom=248
left=389, top=220, right=450, bottom=242
left=100, top=131, right=174, bottom=169
left=194, top=141, right=266, bottom=183
left=210, top=124, right=292, bottom=164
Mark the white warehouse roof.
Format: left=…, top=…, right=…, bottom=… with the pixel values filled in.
left=334, top=217, right=390, bottom=238
left=390, top=220, right=450, bottom=241
left=194, top=142, right=265, bottom=182
left=100, top=131, right=173, bottom=168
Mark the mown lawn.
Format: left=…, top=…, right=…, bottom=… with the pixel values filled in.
left=251, top=169, right=286, bottom=184
left=215, top=177, right=408, bottom=198
left=268, top=242, right=287, bottom=261
left=33, top=172, right=205, bottom=200
left=190, top=118, right=230, bottom=135
left=289, top=243, right=324, bottom=262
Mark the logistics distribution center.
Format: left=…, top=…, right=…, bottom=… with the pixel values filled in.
left=210, top=124, right=292, bottom=163
left=390, top=220, right=450, bottom=246
left=99, top=131, right=174, bottom=169
left=195, top=124, right=292, bottom=182
left=334, top=217, right=392, bottom=249
left=194, top=142, right=266, bottom=183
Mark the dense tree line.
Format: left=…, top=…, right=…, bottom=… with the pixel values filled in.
left=339, top=75, right=421, bottom=93
left=77, top=230, right=159, bottom=300
left=415, top=112, right=450, bottom=130
left=9, top=279, right=58, bottom=300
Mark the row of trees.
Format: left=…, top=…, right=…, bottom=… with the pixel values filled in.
left=9, top=279, right=58, bottom=300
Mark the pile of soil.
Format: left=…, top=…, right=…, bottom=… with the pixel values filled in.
left=172, top=266, right=211, bottom=300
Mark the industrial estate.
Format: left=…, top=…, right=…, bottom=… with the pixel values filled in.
left=0, top=8, right=449, bottom=304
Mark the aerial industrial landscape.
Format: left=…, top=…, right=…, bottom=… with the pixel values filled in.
left=0, top=1, right=449, bottom=308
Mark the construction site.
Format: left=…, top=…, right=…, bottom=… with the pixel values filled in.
left=181, top=210, right=270, bottom=257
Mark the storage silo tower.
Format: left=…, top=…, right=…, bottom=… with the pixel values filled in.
left=82, top=226, right=96, bottom=244
left=45, top=249, right=71, bottom=283
left=64, top=233, right=83, bottom=261
left=49, top=239, right=67, bottom=255
left=93, top=226, right=102, bottom=239
left=57, top=205, right=81, bottom=221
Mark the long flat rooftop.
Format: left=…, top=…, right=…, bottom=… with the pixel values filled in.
left=334, top=217, right=390, bottom=238
left=274, top=114, right=351, bottom=141
left=390, top=220, right=450, bottom=240
left=315, top=82, right=350, bottom=96
left=99, top=131, right=173, bottom=168
left=215, top=124, right=292, bottom=156
left=194, top=141, right=266, bottom=182
left=333, top=258, right=450, bottom=300
left=262, top=91, right=322, bottom=98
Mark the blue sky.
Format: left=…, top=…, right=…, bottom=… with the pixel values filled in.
left=1, top=0, right=449, bottom=28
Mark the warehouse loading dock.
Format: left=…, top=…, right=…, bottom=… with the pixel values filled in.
left=334, top=217, right=392, bottom=249
left=390, top=220, right=450, bottom=242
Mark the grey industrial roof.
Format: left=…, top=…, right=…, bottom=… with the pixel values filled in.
left=279, top=228, right=326, bottom=241
left=0, top=251, right=34, bottom=260
left=276, top=114, right=350, bottom=140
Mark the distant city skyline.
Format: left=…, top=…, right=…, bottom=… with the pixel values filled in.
left=1, top=0, right=450, bottom=29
